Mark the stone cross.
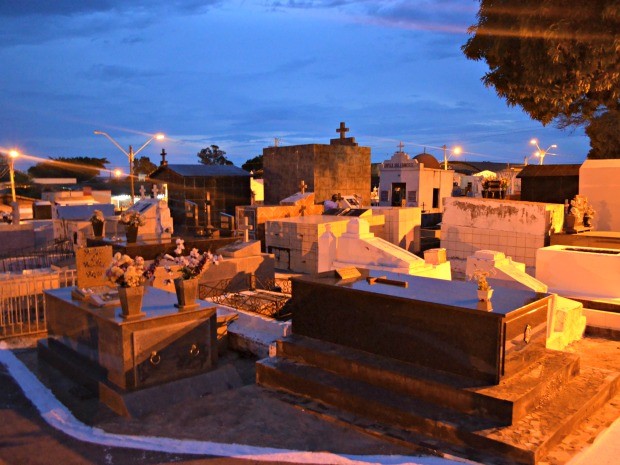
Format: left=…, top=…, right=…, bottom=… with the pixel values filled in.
left=239, top=216, right=253, bottom=242
left=336, top=122, right=349, bottom=140
left=398, top=141, right=405, bottom=152
left=139, top=185, right=146, bottom=200
left=152, top=184, right=159, bottom=198
left=299, top=179, right=308, bottom=194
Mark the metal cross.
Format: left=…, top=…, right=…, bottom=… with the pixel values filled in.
left=336, top=122, right=349, bottom=140
left=299, top=180, right=308, bottom=194
left=398, top=141, right=405, bottom=152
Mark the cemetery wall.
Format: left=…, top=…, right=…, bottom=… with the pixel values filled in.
left=441, top=197, right=564, bottom=273
left=0, top=223, right=35, bottom=255
left=579, top=159, right=620, bottom=232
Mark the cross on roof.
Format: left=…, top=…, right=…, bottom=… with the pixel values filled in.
left=160, top=148, right=167, bottom=165
left=336, top=122, right=349, bottom=140
left=299, top=179, right=308, bottom=194
left=398, top=141, right=405, bottom=152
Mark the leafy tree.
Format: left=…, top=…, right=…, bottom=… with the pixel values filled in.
left=463, top=1, right=620, bottom=158
left=27, top=156, right=109, bottom=183
left=197, top=145, right=233, bottom=165
left=133, top=156, right=157, bottom=176
left=241, top=154, right=263, bottom=176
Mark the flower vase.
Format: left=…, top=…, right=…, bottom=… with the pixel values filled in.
left=92, top=221, right=104, bottom=238
left=118, top=286, right=145, bottom=320
left=477, top=288, right=494, bottom=302
left=174, top=277, right=200, bottom=311
left=125, top=225, right=138, bottom=243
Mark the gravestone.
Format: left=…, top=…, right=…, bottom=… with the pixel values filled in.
left=75, top=246, right=113, bottom=288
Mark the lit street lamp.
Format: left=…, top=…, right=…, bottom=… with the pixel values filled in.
left=7, top=150, right=19, bottom=203
left=94, top=131, right=164, bottom=204
left=442, top=145, right=462, bottom=170
left=530, top=138, right=557, bottom=165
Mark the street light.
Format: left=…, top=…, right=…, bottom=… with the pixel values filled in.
left=530, top=138, right=557, bottom=165
left=7, top=150, right=19, bottom=203
left=442, top=145, right=462, bottom=170
left=94, top=131, right=164, bottom=204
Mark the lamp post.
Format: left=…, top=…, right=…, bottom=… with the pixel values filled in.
left=94, top=131, right=164, bottom=204
left=442, top=145, right=462, bottom=170
left=530, top=139, right=557, bottom=165
left=7, top=150, right=19, bottom=203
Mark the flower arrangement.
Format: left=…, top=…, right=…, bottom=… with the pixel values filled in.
left=106, top=253, right=160, bottom=288
left=163, top=238, right=220, bottom=281
left=90, top=209, right=105, bottom=225
left=119, top=211, right=146, bottom=228
left=470, top=268, right=494, bottom=291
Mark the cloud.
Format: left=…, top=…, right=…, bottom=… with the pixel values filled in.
left=80, top=64, right=164, bottom=82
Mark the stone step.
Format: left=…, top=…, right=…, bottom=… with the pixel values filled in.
left=257, top=356, right=512, bottom=462
left=276, top=334, right=581, bottom=424
left=257, top=355, right=619, bottom=465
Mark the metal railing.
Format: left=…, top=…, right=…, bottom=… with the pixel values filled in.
left=0, top=269, right=77, bottom=339
left=0, top=238, right=75, bottom=273
left=199, top=275, right=293, bottom=320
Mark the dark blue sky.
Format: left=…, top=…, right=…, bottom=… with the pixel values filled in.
left=0, top=1, right=590, bottom=173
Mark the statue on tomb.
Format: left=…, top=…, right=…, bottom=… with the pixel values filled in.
left=566, top=194, right=596, bottom=233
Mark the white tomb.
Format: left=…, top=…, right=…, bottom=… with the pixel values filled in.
left=121, top=198, right=174, bottom=243
left=378, top=148, right=453, bottom=212
left=579, top=158, right=620, bottom=231
left=326, top=218, right=451, bottom=280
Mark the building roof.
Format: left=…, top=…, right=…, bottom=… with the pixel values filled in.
left=151, top=164, right=251, bottom=178
left=450, top=161, right=525, bottom=175
left=413, top=153, right=441, bottom=170
left=516, top=164, right=581, bottom=178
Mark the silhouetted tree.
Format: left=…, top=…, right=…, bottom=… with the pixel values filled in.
left=463, top=0, right=620, bottom=158
left=241, top=155, right=263, bottom=177
left=133, top=156, right=157, bottom=176
left=197, top=145, right=233, bottom=165
left=27, top=156, right=109, bottom=183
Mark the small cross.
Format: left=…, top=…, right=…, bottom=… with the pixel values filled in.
left=336, top=122, right=349, bottom=140
left=152, top=184, right=159, bottom=198
left=160, top=148, right=167, bottom=165
left=397, top=141, right=405, bottom=152
left=239, top=216, right=253, bottom=242
left=139, top=185, right=146, bottom=200
left=299, top=179, right=308, bottom=194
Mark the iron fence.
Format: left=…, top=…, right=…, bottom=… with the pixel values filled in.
left=0, top=269, right=77, bottom=339
left=0, top=239, right=74, bottom=273
left=199, top=274, right=293, bottom=320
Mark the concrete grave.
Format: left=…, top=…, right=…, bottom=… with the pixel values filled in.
left=441, top=197, right=564, bottom=273
left=579, top=158, right=620, bottom=232
left=39, top=286, right=218, bottom=417
left=257, top=268, right=619, bottom=465
left=121, top=198, right=174, bottom=243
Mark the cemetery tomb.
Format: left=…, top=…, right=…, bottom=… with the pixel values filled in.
left=263, top=122, right=371, bottom=206
left=39, top=286, right=218, bottom=416
left=257, top=268, right=620, bottom=464
left=441, top=197, right=565, bottom=273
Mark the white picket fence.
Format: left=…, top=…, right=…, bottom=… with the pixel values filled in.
left=0, top=269, right=77, bottom=339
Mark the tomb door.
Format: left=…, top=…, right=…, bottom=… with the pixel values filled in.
left=432, top=188, right=440, bottom=209
left=391, top=183, right=406, bottom=207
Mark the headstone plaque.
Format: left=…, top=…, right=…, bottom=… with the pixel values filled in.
left=76, top=246, right=113, bottom=288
